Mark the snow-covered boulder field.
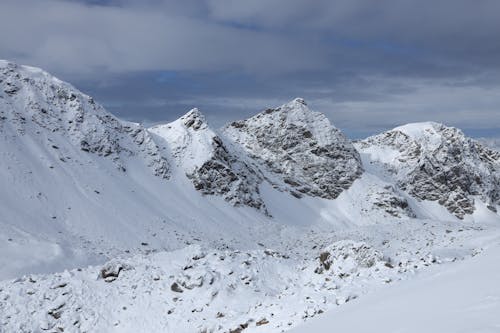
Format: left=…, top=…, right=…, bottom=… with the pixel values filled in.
left=2, top=219, right=496, bottom=333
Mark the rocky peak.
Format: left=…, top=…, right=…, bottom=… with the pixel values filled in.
left=357, top=122, right=500, bottom=218
left=0, top=60, right=170, bottom=178
left=180, top=108, right=207, bottom=131
left=223, top=98, right=363, bottom=199
left=150, top=109, right=267, bottom=213
left=292, top=97, right=307, bottom=105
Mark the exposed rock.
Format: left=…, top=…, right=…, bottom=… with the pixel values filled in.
left=150, top=109, right=267, bottom=213
left=223, top=98, right=363, bottom=200
left=170, top=282, right=183, bottom=293
left=256, top=318, right=269, bottom=326
left=0, top=61, right=170, bottom=178
left=357, top=122, right=500, bottom=218
left=99, top=261, right=131, bottom=282
left=372, top=186, right=416, bottom=218
left=314, top=240, right=385, bottom=275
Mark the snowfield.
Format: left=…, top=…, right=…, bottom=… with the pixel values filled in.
left=291, top=233, right=500, bottom=333
left=1, top=60, right=500, bottom=332
left=2, top=219, right=499, bottom=333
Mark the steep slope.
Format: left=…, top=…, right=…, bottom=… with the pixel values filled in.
left=0, top=60, right=169, bottom=177
left=0, top=61, right=281, bottom=279
left=3, top=61, right=397, bottom=282
left=0, top=60, right=397, bottom=281
left=356, top=122, right=500, bottom=218
left=149, top=109, right=266, bottom=212
left=223, top=98, right=363, bottom=199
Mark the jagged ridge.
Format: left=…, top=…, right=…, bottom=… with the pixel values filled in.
left=149, top=108, right=266, bottom=212
left=357, top=122, right=500, bottom=218
left=0, top=60, right=170, bottom=178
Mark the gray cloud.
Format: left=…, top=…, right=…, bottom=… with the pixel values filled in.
left=0, top=0, right=499, bottom=138
left=0, top=0, right=326, bottom=75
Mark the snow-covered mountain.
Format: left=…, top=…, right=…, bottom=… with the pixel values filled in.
left=356, top=122, right=500, bottom=219
left=0, top=60, right=169, bottom=177
left=0, top=61, right=279, bottom=279
left=223, top=98, right=363, bottom=200
left=150, top=108, right=267, bottom=213
left=0, top=60, right=388, bottom=280
left=1, top=60, right=500, bottom=333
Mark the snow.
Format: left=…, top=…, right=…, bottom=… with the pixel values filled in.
left=393, top=121, right=442, bottom=139
left=291, top=234, right=500, bottom=333
left=3, top=218, right=498, bottom=333
left=356, top=122, right=500, bottom=219
left=149, top=108, right=214, bottom=172
left=223, top=97, right=362, bottom=201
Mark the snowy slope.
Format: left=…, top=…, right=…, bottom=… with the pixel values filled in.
left=149, top=108, right=266, bottom=212
left=2, top=218, right=497, bottom=333
left=0, top=61, right=278, bottom=280
left=0, top=61, right=411, bottom=281
left=291, top=233, right=500, bottom=333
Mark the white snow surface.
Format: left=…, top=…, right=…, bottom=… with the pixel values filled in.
left=1, top=61, right=500, bottom=333
left=149, top=108, right=214, bottom=172
left=291, top=232, right=500, bottom=333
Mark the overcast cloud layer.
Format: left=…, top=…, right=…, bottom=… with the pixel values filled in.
left=1, top=0, right=499, bottom=138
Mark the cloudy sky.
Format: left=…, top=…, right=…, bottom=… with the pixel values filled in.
left=1, top=0, right=499, bottom=138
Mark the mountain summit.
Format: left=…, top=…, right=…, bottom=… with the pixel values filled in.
left=357, top=122, right=500, bottom=218
left=223, top=98, right=363, bottom=199
left=149, top=108, right=266, bottom=212
left=0, top=60, right=170, bottom=177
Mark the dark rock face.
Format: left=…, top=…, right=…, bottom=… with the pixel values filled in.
left=223, top=98, right=363, bottom=200
left=150, top=109, right=267, bottom=213
left=99, top=261, right=132, bottom=282
left=358, top=123, right=500, bottom=219
left=187, top=136, right=266, bottom=213
left=372, top=186, right=416, bottom=218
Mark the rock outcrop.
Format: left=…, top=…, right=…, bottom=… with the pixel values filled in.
left=0, top=60, right=170, bottom=178
left=150, top=109, right=266, bottom=212
left=357, top=122, right=500, bottom=218
left=223, top=98, right=363, bottom=199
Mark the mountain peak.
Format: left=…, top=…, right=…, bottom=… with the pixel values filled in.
left=179, top=108, right=207, bottom=131
left=279, top=97, right=311, bottom=114
left=291, top=97, right=307, bottom=105
left=391, top=121, right=451, bottom=139
left=1, top=60, right=65, bottom=87
left=357, top=122, right=500, bottom=219
left=0, top=59, right=170, bottom=178
left=223, top=99, right=362, bottom=200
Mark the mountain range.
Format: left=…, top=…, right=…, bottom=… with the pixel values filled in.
left=1, top=60, right=499, bottom=278
left=1, top=60, right=499, bottom=332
